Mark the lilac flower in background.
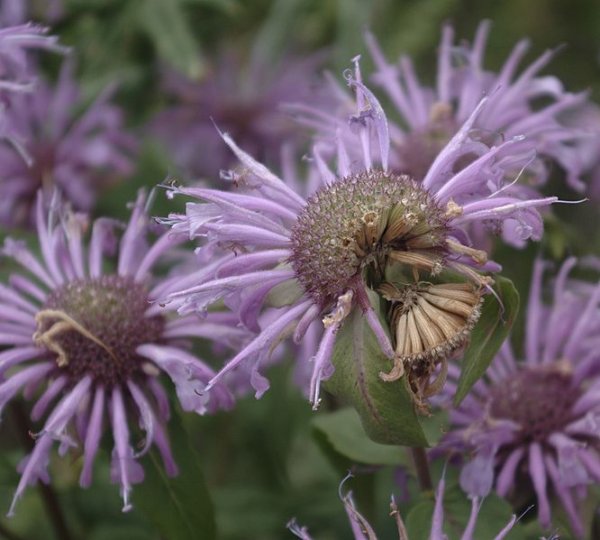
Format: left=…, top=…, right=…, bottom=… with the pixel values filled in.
left=0, top=191, right=235, bottom=515
left=148, top=49, right=327, bottom=179
left=287, top=473, right=518, bottom=539
left=364, top=21, right=598, bottom=192
left=163, top=58, right=558, bottom=411
left=0, top=22, right=64, bottom=94
left=0, top=61, right=137, bottom=227
left=0, top=0, right=63, bottom=26
left=439, top=258, right=600, bottom=537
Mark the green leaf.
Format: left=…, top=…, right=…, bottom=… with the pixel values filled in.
left=323, top=295, right=428, bottom=447
left=312, top=408, right=409, bottom=466
left=453, top=276, right=519, bottom=405
left=135, top=408, right=216, bottom=540
left=139, top=0, right=204, bottom=79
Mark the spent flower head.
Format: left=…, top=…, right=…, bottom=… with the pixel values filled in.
left=0, top=191, right=235, bottom=515
left=163, top=58, right=557, bottom=413
left=440, top=258, right=600, bottom=538
left=0, top=60, right=137, bottom=227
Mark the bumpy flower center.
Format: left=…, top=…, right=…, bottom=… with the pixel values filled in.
left=34, top=276, right=165, bottom=386
left=489, top=362, right=578, bottom=443
left=290, top=170, right=451, bottom=307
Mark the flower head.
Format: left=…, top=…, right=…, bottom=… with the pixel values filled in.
left=287, top=473, right=518, bottom=540
left=440, top=258, right=600, bottom=537
left=0, top=61, right=137, bottom=227
left=148, top=48, right=327, bottom=178
left=0, top=191, right=234, bottom=515
left=164, top=58, right=557, bottom=411
left=365, top=21, right=598, bottom=193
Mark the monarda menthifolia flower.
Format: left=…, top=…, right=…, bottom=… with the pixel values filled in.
left=366, top=21, right=597, bottom=191
left=292, top=22, right=596, bottom=248
left=163, top=58, right=557, bottom=426
left=0, top=22, right=64, bottom=94
left=0, top=191, right=234, bottom=515
left=148, top=48, right=327, bottom=179
left=439, top=258, right=600, bottom=538
left=0, top=60, right=137, bottom=228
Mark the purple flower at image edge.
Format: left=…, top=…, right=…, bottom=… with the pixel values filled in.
left=162, top=57, right=558, bottom=411
left=364, top=20, right=599, bottom=194
left=440, top=258, right=600, bottom=538
left=0, top=191, right=236, bottom=514
left=0, top=60, right=137, bottom=227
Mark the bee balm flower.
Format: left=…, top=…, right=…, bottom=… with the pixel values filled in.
left=164, top=58, right=557, bottom=413
left=440, top=258, right=600, bottom=538
left=0, top=191, right=234, bottom=515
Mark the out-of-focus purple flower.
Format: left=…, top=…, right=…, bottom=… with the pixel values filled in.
left=162, top=58, right=557, bottom=410
left=440, top=258, right=600, bottom=538
left=0, top=61, right=137, bottom=227
left=363, top=21, right=598, bottom=193
left=148, top=49, right=328, bottom=179
left=0, top=190, right=235, bottom=515
left=287, top=473, right=518, bottom=539
left=0, top=0, right=63, bottom=26
left=0, top=22, right=64, bottom=93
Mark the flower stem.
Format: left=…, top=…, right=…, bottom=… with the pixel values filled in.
left=11, top=402, right=74, bottom=540
left=410, top=447, right=433, bottom=491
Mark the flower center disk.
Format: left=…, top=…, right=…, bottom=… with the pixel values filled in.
left=489, top=362, right=578, bottom=443
left=290, top=170, right=450, bottom=307
left=35, top=275, right=165, bottom=386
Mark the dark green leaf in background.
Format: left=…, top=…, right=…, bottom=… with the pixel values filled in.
left=135, top=408, right=216, bottom=540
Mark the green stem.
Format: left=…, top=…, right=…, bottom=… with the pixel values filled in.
left=410, top=447, right=433, bottom=492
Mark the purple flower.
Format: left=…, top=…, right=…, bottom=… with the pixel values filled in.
left=0, top=61, right=137, bottom=227
left=0, top=191, right=234, bottom=515
left=287, top=473, right=518, bottom=539
left=364, top=21, right=598, bottom=193
left=0, top=22, right=65, bottom=93
left=148, top=49, right=327, bottom=179
left=440, top=258, right=600, bottom=537
left=0, top=0, right=64, bottom=26
left=163, top=58, right=557, bottom=410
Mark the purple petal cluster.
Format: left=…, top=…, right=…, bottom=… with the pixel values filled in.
left=163, top=59, right=558, bottom=408
left=0, top=61, right=137, bottom=227
left=440, top=258, right=600, bottom=537
left=365, top=21, right=599, bottom=193
left=148, top=49, right=327, bottom=179
left=0, top=22, right=64, bottom=94
left=0, top=191, right=235, bottom=514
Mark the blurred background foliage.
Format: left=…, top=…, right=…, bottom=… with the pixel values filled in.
left=1, top=0, right=600, bottom=538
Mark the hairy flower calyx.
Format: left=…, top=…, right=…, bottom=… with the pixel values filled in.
left=290, top=170, right=452, bottom=308
left=34, top=275, right=165, bottom=386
